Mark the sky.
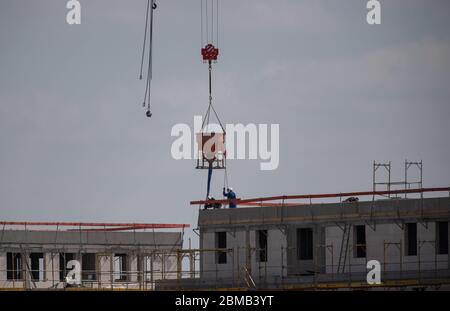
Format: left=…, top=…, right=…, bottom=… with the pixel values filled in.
left=0, top=0, right=449, bottom=247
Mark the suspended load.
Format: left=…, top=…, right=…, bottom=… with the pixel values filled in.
left=197, top=0, right=229, bottom=199
left=197, top=42, right=225, bottom=170
left=196, top=132, right=226, bottom=169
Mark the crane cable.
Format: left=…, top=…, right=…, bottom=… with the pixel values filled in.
left=201, top=0, right=219, bottom=47
left=139, top=0, right=157, bottom=118
left=200, top=0, right=223, bottom=133
left=200, top=0, right=229, bottom=193
left=139, top=0, right=150, bottom=81
left=200, top=63, right=225, bottom=133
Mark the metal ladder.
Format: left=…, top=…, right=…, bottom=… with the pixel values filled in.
left=241, top=266, right=256, bottom=290
left=337, top=224, right=352, bottom=273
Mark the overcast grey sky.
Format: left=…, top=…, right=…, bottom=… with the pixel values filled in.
left=1, top=1, right=449, bottom=246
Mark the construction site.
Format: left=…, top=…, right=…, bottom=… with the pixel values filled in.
left=1, top=161, right=449, bottom=290
left=1, top=0, right=450, bottom=293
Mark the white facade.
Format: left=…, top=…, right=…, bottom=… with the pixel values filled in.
left=197, top=197, right=450, bottom=288
left=0, top=230, right=183, bottom=290
left=199, top=221, right=449, bottom=284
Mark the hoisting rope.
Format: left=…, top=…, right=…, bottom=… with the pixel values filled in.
left=200, top=0, right=219, bottom=56
left=203, top=61, right=224, bottom=199
left=139, top=0, right=157, bottom=118
left=200, top=0, right=229, bottom=201
left=200, top=62, right=225, bottom=133
left=139, top=0, right=150, bottom=81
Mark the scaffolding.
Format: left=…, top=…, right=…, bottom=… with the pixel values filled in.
left=185, top=187, right=450, bottom=291
left=373, top=160, right=423, bottom=200
left=0, top=221, right=189, bottom=290
left=1, top=211, right=449, bottom=291
left=154, top=242, right=450, bottom=291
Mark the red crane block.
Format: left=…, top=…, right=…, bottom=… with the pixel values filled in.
left=201, top=44, right=219, bottom=62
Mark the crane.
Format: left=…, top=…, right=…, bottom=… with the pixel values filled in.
left=138, top=0, right=229, bottom=202
left=139, top=0, right=157, bottom=118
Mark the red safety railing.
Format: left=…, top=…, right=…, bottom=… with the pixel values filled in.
left=0, top=221, right=189, bottom=231
left=191, top=187, right=450, bottom=207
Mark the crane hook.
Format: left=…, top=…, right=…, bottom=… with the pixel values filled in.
left=146, top=110, right=153, bottom=118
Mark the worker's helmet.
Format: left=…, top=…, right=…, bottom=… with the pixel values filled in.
left=228, top=187, right=233, bottom=191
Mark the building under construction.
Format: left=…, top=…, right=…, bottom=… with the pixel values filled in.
left=1, top=186, right=449, bottom=291
left=153, top=187, right=450, bottom=290
left=0, top=222, right=188, bottom=290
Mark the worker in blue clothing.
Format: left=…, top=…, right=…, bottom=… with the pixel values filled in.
left=223, top=187, right=237, bottom=208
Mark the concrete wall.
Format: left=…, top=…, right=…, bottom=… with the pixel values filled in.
left=0, top=251, right=182, bottom=289
left=200, top=229, right=243, bottom=280
left=200, top=227, right=288, bottom=281
left=45, top=253, right=59, bottom=286
left=286, top=225, right=326, bottom=276
left=98, top=254, right=112, bottom=285
left=325, top=221, right=450, bottom=274
left=251, top=228, right=287, bottom=280
left=0, top=230, right=183, bottom=289
left=200, top=220, right=449, bottom=281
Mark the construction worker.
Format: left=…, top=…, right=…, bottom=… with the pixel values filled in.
left=223, top=187, right=237, bottom=208
left=204, top=196, right=214, bottom=210
left=204, top=196, right=222, bottom=210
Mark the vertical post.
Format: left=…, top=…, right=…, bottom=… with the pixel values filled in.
left=405, top=159, right=408, bottom=199
left=257, top=247, right=261, bottom=284
left=400, top=240, right=403, bottom=279
left=96, top=253, right=100, bottom=290
left=420, top=166, right=424, bottom=217
left=143, top=256, right=147, bottom=290
left=150, top=254, right=154, bottom=290
left=245, top=227, right=251, bottom=276
left=215, top=250, right=218, bottom=288
left=23, top=224, right=29, bottom=290
left=12, top=251, right=15, bottom=289
left=331, top=244, right=334, bottom=280
left=419, top=161, right=423, bottom=189
left=420, top=160, right=423, bottom=200
left=280, top=245, right=284, bottom=287
left=418, top=241, right=421, bottom=281
left=313, top=244, right=317, bottom=288
left=434, top=241, right=437, bottom=279
left=51, top=252, right=55, bottom=288
left=237, top=247, right=240, bottom=287
left=110, top=252, right=113, bottom=290
left=388, top=161, right=391, bottom=198
left=383, top=240, right=386, bottom=275
left=264, top=248, right=267, bottom=287
left=348, top=243, right=352, bottom=286
left=231, top=248, right=235, bottom=288
left=372, top=161, right=376, bottom=196
left=176, top=250, right=181, bottom=281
